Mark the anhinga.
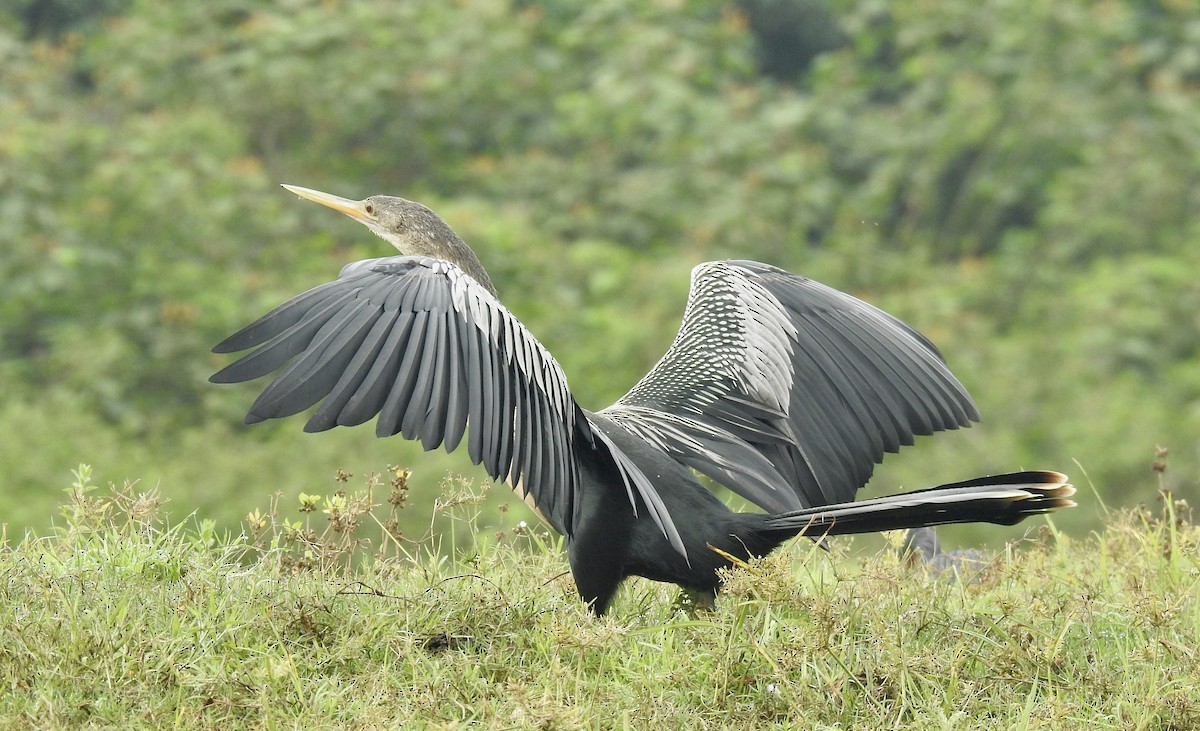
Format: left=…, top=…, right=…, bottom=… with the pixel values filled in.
left=211, top=185, right=1075, bottom=614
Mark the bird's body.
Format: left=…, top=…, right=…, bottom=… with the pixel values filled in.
left=568, top=410, right=778, bottom=612
left=212, top=185, right=1075, bottom=614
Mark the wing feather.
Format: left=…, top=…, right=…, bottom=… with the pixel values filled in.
left=211, top=255, right=680, bottom=547
left=211, top=280, right=349, bottom=354
left=242, top=299, right=377, bottom=421
left=343, top=312, right=412, bottom=428
left=603, top=260, right=979, bottom=511
left=209, top=289, right=360, bottom=383
left=440, top=312, right=469, bottom=452
left=377, top=310, right=428, bottom=438
left=413, top=311, right=449, bottom=450
left=304, top=308, right=399, bottom=432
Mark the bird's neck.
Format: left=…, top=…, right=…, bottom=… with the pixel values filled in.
left=383, top=227, right=498, bottom=298
left=436, top=235, right=498, bottom=298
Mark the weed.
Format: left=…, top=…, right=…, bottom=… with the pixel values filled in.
left=1, top=464, right=1197, bottom=729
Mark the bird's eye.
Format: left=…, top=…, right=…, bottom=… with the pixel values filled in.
left=364, top=203, right=374, bottom=215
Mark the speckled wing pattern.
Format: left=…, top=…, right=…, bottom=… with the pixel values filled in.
left=602, top=260, right=980, bottom=512
left=210, top=255, right=683, bottom=551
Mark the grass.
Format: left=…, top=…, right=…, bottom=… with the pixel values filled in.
left=1, top=466, right=1198, bottom=730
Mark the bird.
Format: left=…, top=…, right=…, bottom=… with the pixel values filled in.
left=898, top=527, right=990, bottom=579
left=210, top=184, right=1076, bottom=615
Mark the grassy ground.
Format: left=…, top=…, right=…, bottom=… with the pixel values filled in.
left=1, top=467, right=1198, bottom=730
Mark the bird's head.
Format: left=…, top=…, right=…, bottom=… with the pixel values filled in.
left=281, top=183, right=497, bottom=295
left=282, top=184, right=453, bottom=256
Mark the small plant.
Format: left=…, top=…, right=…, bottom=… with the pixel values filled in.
left=238, top=466, right=512, bottom=576
left=1137, top=445, right=1195, bottom=576
left=241, top=466, right=399, bottom=574
left=1150, top=445, right=1191, bottom=527
left=56, top=463, right=165, bottom=545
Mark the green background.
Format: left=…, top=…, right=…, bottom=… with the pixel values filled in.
left=2, top=0, right=1197, bottom=546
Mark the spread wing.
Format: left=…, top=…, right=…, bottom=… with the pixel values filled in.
left=602, top=260, right=979, bottom=513
left=211, top=255, right=682, bottom=551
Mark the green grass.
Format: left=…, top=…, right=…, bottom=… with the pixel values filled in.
left=1, top=467, right=1198, bottom=730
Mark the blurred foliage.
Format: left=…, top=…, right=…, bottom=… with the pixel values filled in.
left=8, top=0, right=130, bottom=40
left=0, top=0, right=1197, bottom=542
left=738, top=0, right=847, bottom=80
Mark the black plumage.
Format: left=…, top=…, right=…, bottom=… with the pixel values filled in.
left=211, top=185, right=1075, bottom=614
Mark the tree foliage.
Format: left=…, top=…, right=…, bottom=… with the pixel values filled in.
left=0, top=0, right=1196, bottom=535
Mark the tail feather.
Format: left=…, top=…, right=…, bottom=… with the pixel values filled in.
left=763, top=471, right=1075, bottom=537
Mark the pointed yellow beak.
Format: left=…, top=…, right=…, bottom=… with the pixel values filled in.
left=281, top=184, right=372, bottom=222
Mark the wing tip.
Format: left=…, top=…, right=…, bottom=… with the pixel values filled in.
left=209, top=365, right=243, bottom=384
left=211, top=339, right=243, bottom=355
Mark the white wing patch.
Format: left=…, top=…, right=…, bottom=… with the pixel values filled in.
left=719, top=263, right=798, bottom=414
left=614, top=261, right=798, bottom=416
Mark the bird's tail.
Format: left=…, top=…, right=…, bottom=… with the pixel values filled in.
left=762, top=471, right=1075, bottom=538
